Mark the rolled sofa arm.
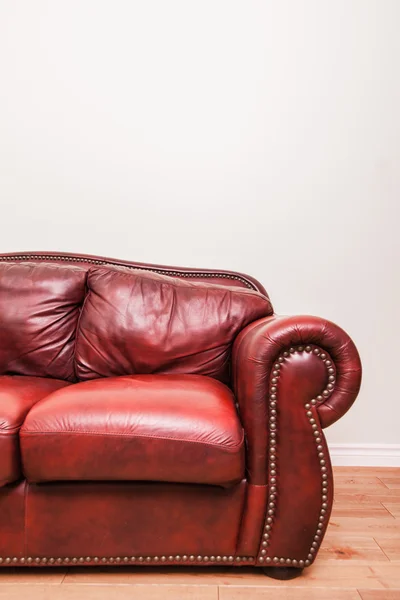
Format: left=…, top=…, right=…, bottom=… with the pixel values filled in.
left=233, top=314, right=362, bottom=428
left=232, top=314, right=362, bottom=565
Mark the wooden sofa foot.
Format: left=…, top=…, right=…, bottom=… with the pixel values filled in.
left=262, top=566, right=303, bottom=580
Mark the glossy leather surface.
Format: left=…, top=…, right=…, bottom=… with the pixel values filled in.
left=0, top=251, right=270, bottom=296
left=233, top=314, right=362, bottom=484
left=236, top=483, right=268, bottom=556
left=0, top=481, right=26, bottom=558
left=0, top=252, right=362, bottom=571
left=0, top=262, right=86, bottom=381
left=232, top=315, right=361, bottom=565
left=25, top=480, right=246, bottom=559
left=261, top=351, right=333, bottom=562
left=20, top=375, right=244, bottom=486
left=0, top=376, right=70, bottom=486
left=75, top=266, right=271, bottom=383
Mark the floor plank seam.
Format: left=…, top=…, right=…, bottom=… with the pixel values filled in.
left=376, top=477, right=391, bottom=490
left=379, top=502, right=396, bottom=519
left=60, top=569, right=68, bottom=584
left=373, top=537, right=392, bottom=562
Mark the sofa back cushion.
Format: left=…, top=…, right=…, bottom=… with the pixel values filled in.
left=0, top=262, right=87, bottom=381
left=75, top=267, right=272, bottom=383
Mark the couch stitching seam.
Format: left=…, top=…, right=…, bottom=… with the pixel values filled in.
left=20, top=429, right=245, bottom=452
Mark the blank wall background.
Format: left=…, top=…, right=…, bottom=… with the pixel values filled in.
left=0, top=1, right=399, bottom=451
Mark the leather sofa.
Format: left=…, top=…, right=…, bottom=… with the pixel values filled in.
left=0, top=251, right=362, bottom=579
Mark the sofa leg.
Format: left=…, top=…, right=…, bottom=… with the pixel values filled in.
left=262, top=566, right=303, bottom=580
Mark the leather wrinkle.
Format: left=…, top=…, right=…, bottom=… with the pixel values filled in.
left=21, top=429, right=245, bottom=451
left=0, top=255, right=361, bottom=566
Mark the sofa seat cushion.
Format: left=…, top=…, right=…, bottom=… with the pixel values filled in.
left=0, top=376, right=71, bottom=487
left=20, top=375, right=245, bottom=486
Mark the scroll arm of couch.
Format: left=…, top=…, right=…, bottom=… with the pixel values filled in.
left=232, top=314, right=361, bottom=560
left=232, top=314, right=362, bottom=485
left=233, top=314, right=362, bottom=425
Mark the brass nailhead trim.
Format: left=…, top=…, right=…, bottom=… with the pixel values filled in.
left=0, top=254, right=256, bottom=290
left=257, top=345, right=335, bottom=567
left=0, top=357, right=332, bottom=571
left=0, top=555, right=254, bottom=565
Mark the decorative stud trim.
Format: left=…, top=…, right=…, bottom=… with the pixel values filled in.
left=257, top=345, right=335, bottom=566
left=0, top=254, right=256, bottom=290
left=0, top=555, right=255, bottom=565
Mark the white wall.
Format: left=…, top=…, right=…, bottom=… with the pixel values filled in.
left=0, top=1, right=399, bottom=452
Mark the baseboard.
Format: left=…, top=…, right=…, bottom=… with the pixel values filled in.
left=328, top=443, right=400, bottom=467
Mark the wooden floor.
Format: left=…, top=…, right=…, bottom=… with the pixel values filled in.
left=1, top=467, right=399, bottom=599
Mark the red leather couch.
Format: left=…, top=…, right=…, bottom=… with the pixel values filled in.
left=0, top=252, right=362, bottom=579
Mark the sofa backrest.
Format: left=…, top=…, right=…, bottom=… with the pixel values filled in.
left=75, top=266, right=272, bottom=383
left=0, top=256, right=273, bottom=384
left=0, top=251, right=269, bottom=295
left=0, top=262, right=87, bottom=381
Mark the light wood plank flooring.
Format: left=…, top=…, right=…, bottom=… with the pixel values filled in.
left=1, top=467, right=399, bottom=599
